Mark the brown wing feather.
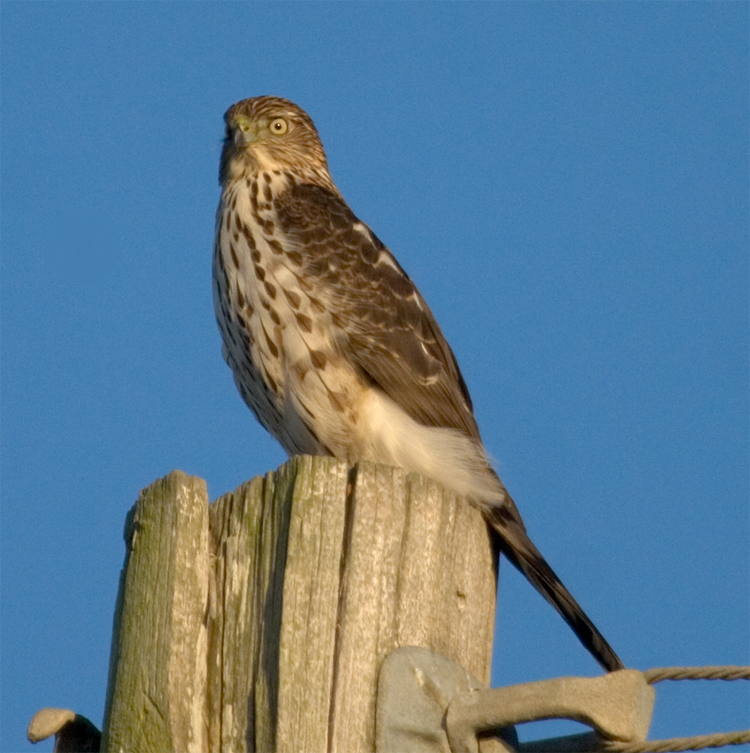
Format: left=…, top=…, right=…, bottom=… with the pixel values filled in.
left=275, top=183, right=482, bottom=441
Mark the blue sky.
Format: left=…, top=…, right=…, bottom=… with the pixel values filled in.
left=1, top=2, right=748, bottom=750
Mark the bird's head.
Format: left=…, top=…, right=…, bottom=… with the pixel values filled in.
left=219, top=96, right=330, bottom=186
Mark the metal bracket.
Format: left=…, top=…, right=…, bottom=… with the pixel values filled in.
left=376, top=647, right=654, bottom=753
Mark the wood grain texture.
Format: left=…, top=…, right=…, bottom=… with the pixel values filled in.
left=103, top=457, right=496, bottom=752
left=102, top=471, right=209, bottom=753
left=320, top=460, right=497, bottom=753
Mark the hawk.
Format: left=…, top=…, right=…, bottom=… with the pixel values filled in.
left=213, top=96, right=624, bottom=673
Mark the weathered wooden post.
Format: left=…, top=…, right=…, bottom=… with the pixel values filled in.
left=100, top=456, right=497, bottom=752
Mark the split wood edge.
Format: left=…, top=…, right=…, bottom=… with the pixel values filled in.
left=100, top=456, right=496, bottom=753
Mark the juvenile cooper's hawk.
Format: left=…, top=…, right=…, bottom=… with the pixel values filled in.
left=213, top=96, right=624, bottom=672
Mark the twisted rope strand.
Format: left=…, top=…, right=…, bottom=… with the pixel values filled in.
left=601, top=666, right=749, bottom=752
left=643, top=666, right=750, bottom=684
left=603, top=730, right=750, bottom=752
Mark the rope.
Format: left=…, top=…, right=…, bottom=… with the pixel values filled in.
left=605, top=666, right=750, bottom=752
left=643, top=666, right=750, bottom=684
left=603, top=731, right=750, bottom=752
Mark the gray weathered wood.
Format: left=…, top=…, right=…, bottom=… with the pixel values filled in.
left=101, top=471, right=209, bottom=753
left=103, top=457, right=496, bottom=752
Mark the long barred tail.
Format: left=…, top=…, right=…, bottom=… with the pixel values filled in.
left=486, top=504, right=625, bottom=673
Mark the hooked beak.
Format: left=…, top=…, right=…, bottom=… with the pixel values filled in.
left=231, top=115, right=258, bottom=148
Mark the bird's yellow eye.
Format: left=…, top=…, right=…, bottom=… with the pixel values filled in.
left=269, top=118, right=288, bottom=135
